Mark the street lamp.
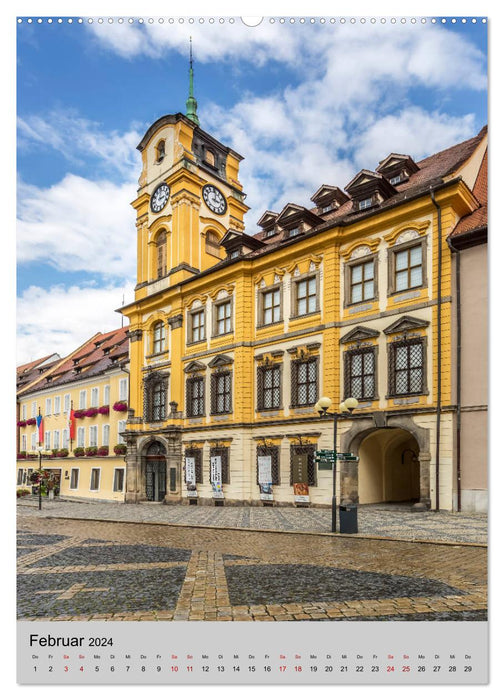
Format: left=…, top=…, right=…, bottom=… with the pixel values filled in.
left=314, top=396, right=358, bottom=533
left=37, top=446, right=43, bottom=511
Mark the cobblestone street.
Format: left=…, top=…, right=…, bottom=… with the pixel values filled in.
left=17, top=501, right=487, bottom=623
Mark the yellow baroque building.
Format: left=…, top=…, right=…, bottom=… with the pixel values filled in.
left=16, top=328, right=130, bottom=501
left=118, top=98, right=488, bottom=512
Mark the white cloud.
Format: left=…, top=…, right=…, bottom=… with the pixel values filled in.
left=16, top=283, right=134, bottom=366
left=17, top=175, right=137, bottom=277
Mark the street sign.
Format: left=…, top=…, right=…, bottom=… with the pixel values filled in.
left=317, top=460, right=333, bottom=470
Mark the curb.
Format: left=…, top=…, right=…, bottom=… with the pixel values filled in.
left=18, top=511, right=487, bottom=548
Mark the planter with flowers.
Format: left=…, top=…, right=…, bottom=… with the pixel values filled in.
left=73, top=447, right=85, bottom=457
left=57, top=449, right=69, bottom=458
left=85, top=407, right=98, bottom=418
left=26, top=418, right=37, bottom=426
left=97, top=446, right=109, bottom=456
left=114, top=444, right=127, bottom=455
left=73, top=410, right=86, bottom=419
left=17, top=420, right=27, bottom=428
left=113, top=401, right=128, bottom=412
left=98, top=405, right=110, bottom=415
left=17, top=451, right=27, bottom=460
left=85, top=446, right=98, bottom=457
left=17, top=488, right=31, bottom=499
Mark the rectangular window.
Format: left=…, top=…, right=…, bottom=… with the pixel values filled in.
left=186, top=376, right=205, bottom=417
left=390, top=339, right=425, bottom=396
left=90, top=469, right=100, bottom=491
left=113, top=468, right=125, bottom=492
left=261, top=288, right=281, bottom=325
left=91, top=387, right=99, bottom=407
left=390, top=175, right=402, bottom=185
left=184, top=448, right=203, bottom=484
left=44, top=431, right=51, bottom=450
left=89, top=426, right=98, bottom=447
left=119, top=378, right=128, bottom=401
left=117, top=420, right=126, bottom=445
left=256, top=445, right=280, bottom=485
left=215, top=301, right=232, bottom=336
left=153, top=323, right=166, bottom=354
left=70, top=469, right=79, bottom=490
left=289, top=444, right=317, bottom=486
left=345, top=348, right=376, bottom=400
left=22, top=404, right=27, bottom=420
left=17, top=469, right=24, bottom=486
left=394, top=244, right=423, bottom=292
left=45, top=398, right=52, bottom=416
left=62, top=429, right=69, bottom=449
left=295, top=276, right=317, bottom=316
left=211, top=372, right=232, bottom=414
left=79, top=390, right=87, bottom=409
left=21, top=434, right=27, bottom=452
left=350, top=260, right=375, bottom=304
left=104, top=385, right=110, bottom=405
left=31, top=402, right=37, bottom=418
left=209, top=447, right=230, bottom=484
left=77, top=426, right=85, bottom=448
left=103, top=424, right=110, bottom=447
left=53, top=430, right=60, bottom=450
left=190, top=309, right=205, bottom=343
left=64, top=394, right=71, bottom=413
left=257, top=365, right=281, bottom=411
left=31, top=433, right=37, bottom=450
left=288, top=227, right=300, bottom=237
left=292, top=358, right=318, bottom=407
left=54, top=396, right=61, bottom=414
left=359, top=197, right=373, bottom=210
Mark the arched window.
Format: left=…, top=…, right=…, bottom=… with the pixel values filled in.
left=156, top=231, right=167, bottom=278
left=156, top=140, right=165, bottom=162
left=205, top=231, right=221, bottom=257
left=152, top=321, right=165, bottom=354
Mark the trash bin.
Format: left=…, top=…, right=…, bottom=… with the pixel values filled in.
left=339, top=504, right=358, bottom=534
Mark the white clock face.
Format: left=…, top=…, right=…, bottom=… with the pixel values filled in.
left=202, top=184, right=227, bottom=215
left=150, top=183, right=170, bottom=213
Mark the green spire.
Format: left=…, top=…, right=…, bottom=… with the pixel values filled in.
left=186, top=37, right=200, bottom=126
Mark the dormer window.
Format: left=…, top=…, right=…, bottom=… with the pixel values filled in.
left=289, top=227, right=300, bottom=237
left=204, top=149, right=216, bottom=167
left=359, top=198, right=373, bottom=211
left=265, top=229, right=276, bottom=238
left=230, top=249, right=241, bottom=259
left=156, top=140, right=165, bottom=163
left=390, top=175, right=402, bottom=186
left=322, top=205, right=332, bottom=213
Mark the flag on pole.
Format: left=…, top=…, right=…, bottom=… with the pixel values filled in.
left=36, top=412, right=44, bottom=444
left=69, top=405, right=76, bottom=440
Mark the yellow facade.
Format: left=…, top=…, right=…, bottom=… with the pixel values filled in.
left=16, top=329, right=129, bottom=502
left=120, top=111, right=487, bottom=511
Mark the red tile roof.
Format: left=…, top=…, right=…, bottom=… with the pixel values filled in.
left=451, top=147, right=488, bottom=238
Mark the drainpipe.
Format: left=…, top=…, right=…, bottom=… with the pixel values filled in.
left=447, top=236, right=462, bottom=512
left=430, top=188, right=442, bottom=511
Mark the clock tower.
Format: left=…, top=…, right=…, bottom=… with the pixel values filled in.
left=131, top=58, right=249, bottom=298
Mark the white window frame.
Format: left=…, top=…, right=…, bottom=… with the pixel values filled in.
left=31, top=433, right=37, bottom=450
left=31, top=402, right=37, bottom=418
left=54, top=396, right=61, bottom=415
left=104, top=385, right=110, bottom=405
left=117, top=420, right=126, bottom=445
left=119, top=378, right=128, bottom=402
left=62, top=429, right=69, bottom=449
left=53, top=430, right=60, bottom=450
left=44, top=431, right=51, bottom=450
left=45, top=398, right=52, bottom=416
left=17, top=469, right=24, bottom=486
left=91, top=387, right=99, bottom=407
left=21, top=434, right=27, bottom=452
left=103, top=424, right=110, bottom=447
left=77, top=426, right=85, bottom=448
left=70, top=468, right=79, bottom=490
left=79, top=390, right=87, bottom=409
left=22, top=404, right=27, bottom=420
left=89, top=425, right=98, bottom=447
left=90, top=468, right=101, bottom=492
left=113, top=468, right=125, bottom=492
left=359, top=197, right=373, bottom=210
left=64, top=393, right=71, bottom=413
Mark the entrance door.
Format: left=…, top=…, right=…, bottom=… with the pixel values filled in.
left=146, top=460, right=166, bottom=502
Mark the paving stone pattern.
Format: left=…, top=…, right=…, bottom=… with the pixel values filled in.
left=17, top=499, right=487, bottom=544
left=17, top=513, right=487, bottom=623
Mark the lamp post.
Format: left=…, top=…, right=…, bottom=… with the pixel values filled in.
left=314, top=396, right=358, bottom=533
left=37, top=446, right=43, bottom=511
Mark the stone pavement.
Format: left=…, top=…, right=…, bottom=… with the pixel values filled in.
left=17, top=497, right=487, bottom=544
left=17, top=512, right=487, bottom=623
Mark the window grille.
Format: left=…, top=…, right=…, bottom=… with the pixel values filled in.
left=257, top=365, right=281, bottom=410
left=389, top=338, right=425, bottom=395
left=143, top=372, right=168, bottom=421
left=210, top=371, right=232, bottom=414
left=289, top=443, right=317, bottom=486
left=344, top=348, right=376, bottom=400
left=209, top=446, right=230, bottom=484
left=291, top=357, right=318, bottom=407
left=256, top=444, right=280, bottom=485
left=184, top=447, right=203, bottom=484
left=186, top=376, right=205, bottom=417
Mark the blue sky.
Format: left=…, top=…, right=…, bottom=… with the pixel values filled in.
left=16, top=15, right=487, bottom=364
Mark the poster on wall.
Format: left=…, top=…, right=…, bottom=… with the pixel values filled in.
left=185, top=455, right=197, bottom=498
left=210, top=454, right=224, bottom=499
left=14, top=11, right=489, bottom=690
left=257, top=454, right=273, bottom=501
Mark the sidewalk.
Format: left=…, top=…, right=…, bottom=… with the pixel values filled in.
left=17, top=497, right=487, bottom=545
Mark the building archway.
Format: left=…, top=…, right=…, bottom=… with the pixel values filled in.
left=144, top=441, right=167, bottom=502
left=358, top=428, right=420, bottom=505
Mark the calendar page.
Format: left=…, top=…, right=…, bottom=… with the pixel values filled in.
left=15, top=10, right=489, bottom=688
